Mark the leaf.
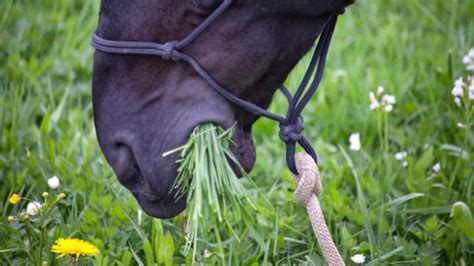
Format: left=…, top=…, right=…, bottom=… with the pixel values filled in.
left=129, top=242, right=145, bottom=266
left=450, top=202, right=474, bottom=240
left=414, top=147, right=433, bottom=177
left=157, top=231, right=174, bottom=266
left=39, top=108, right=51, bottom=134
left=50, top=85, right=69, bottom=125
left=143, top=238, right=155, bottom=266
left=121, top=250, right=133, bottom=266
left=341, top=226, right=354, bottom=249
left=152, top=219, right=164, bottom=262
left=387, top=193, right=425, bottom=209
left=440, top=144, right=469, bottom=160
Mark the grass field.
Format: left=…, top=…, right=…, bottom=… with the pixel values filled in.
left=1, top=0, right=473, bottom=265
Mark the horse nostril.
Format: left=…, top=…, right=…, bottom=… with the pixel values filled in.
left=113, top=143, right=140, bottom=188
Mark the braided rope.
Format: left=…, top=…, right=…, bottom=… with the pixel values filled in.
left=293, top=153, right=345, bottom=266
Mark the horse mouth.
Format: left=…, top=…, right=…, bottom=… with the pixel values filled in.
left=119, top=123, right=256, bottom=219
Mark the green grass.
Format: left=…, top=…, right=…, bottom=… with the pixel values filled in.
left=1, top=0, right=473, bottom=265
left=170, top=123, right=257, bottom=263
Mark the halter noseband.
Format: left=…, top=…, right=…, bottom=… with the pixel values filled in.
left=91, top=0, right=340, bottom=175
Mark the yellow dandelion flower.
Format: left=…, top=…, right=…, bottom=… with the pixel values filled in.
left=51, top=238, right=100, bottom=260
left=9, top=194, right=21, bottom=205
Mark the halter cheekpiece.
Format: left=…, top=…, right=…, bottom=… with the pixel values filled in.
left=91, top=0, right=340, bottom=175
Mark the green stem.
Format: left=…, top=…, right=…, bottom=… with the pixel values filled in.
left=24, top=224, right=38, bottom=264
left=38, top=223, right=43, bottom=265
left=213, top=214, right=225, bottom=264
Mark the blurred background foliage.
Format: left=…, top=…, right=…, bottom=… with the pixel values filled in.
left=1, top=0, right=473, bottom=265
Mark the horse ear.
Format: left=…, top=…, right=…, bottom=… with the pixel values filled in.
left=193, top=0, right=222, bottom=9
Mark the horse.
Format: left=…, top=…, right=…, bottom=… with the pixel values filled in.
left=92, top=0, right=354, bottom=218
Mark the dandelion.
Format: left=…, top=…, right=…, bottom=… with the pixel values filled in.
left=51, top=238, right=100, bottom=260
left=351, top=253, right=366, bottom=264
left=26, top=201, right=42, bottom=216
left=349, top=132, right=361, bottom=151
left=9, top=194, right=21, bottom=205
left=48, top=176, right=60, bottom=189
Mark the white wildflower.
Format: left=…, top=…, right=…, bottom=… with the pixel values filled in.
left=376, top=85, right=384, bottom=95
left=369, top=92, right=380, bottom=110
left=26, top=201, right=43, bottom=216
left=454, top=77, right=464, bottom=88
left=457, top=122, right=465, bottom=128
left=432, top=163, right=441, bottom=173
left=463, top=55, right=471, bottom=65
left=464, top=48, right=474, bottom=71
left=351, top=254, right=366, bottom=264
left=349, top=132, right=361, bottom=151
left=402, top=161, right=408, bottom=167
left=451, top=77, right=464, bottom=98
left=395, top=151, right=407, bottom=160
left=468, top=78, right=474, bottom=100
left=369, top=86, right=396, bottom=112
left=469, top=48, right=474, bottom=58
left=47, top=176, right=60, bottom=189
left=451, top=86, right=463, bottom=97
left=454, top=97, right=461, bottom=107
left=381, top=94, right=397, bottom=105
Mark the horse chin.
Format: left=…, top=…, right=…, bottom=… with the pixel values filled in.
left=229, top=127, right=256, bottom=176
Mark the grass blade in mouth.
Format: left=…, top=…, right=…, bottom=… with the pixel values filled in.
left=169, top=123, right=256, bottom=261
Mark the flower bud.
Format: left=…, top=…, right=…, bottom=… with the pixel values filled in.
left=47, top=176, right=60, bottom=189
left=7, top=216, right=14, bottom=222
left=58, top=193, right=66, bottom=199
left=20, top=213, right=30, bottom=221
left=42, top=192, right=49, bottom=198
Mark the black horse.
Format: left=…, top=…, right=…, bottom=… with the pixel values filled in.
left=92, top=0, right=354, bottom=218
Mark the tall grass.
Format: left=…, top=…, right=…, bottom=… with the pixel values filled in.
left=170, top=123, right=255, bottom=263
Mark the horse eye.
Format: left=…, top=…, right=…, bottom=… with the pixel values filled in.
left=194, top=0, right=222, bottom=9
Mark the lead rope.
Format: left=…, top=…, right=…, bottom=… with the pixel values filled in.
left=293, top=153, right=345, bottom=266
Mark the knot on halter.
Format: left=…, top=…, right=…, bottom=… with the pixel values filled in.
left=162, top=41, right=179, bottom=61
left=279, top=116, right=304, bottom=142
left=292, top=153, right=322, bottom=206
